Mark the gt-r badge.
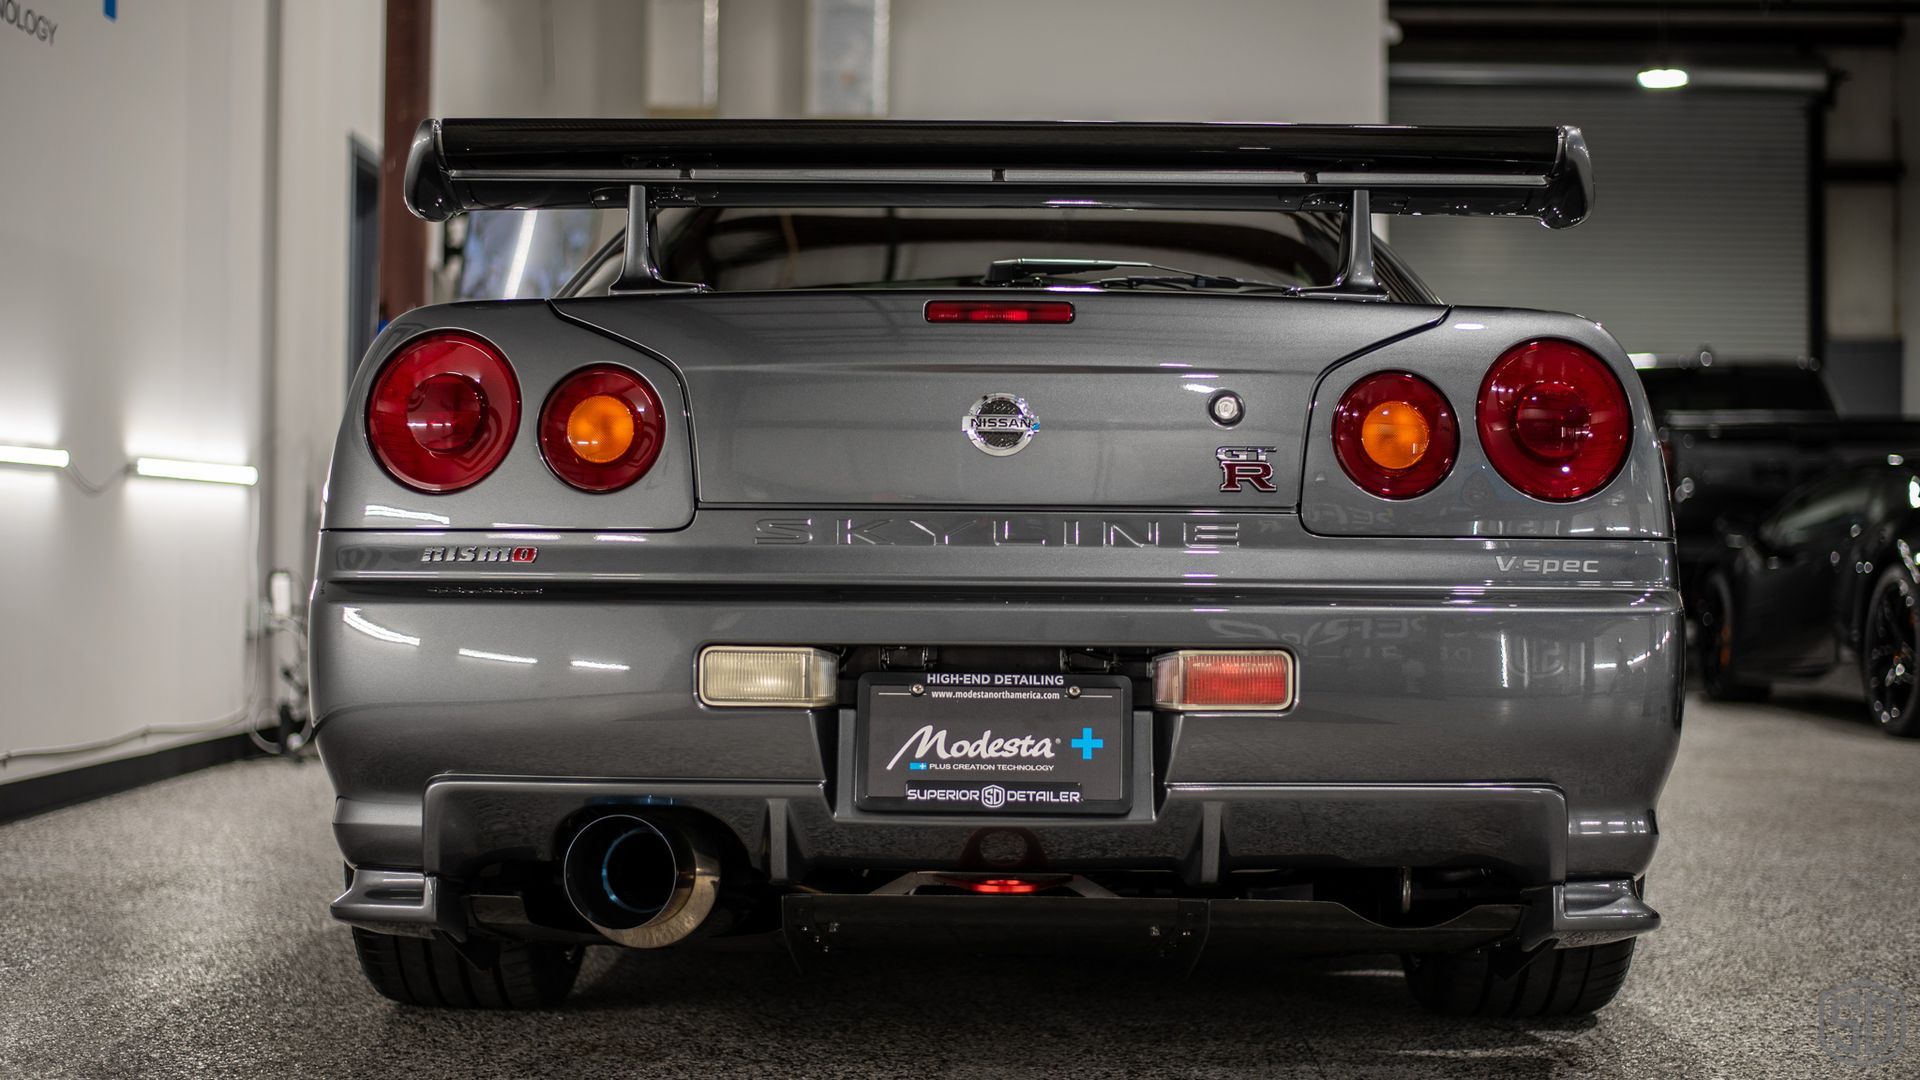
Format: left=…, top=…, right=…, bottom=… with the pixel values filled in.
left=1217, top=446, right=1278, bottom=492
left=963, top=393, right=1039, bottom=456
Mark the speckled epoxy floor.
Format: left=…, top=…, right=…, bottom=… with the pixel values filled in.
left=2, top=690, right=1917, bottom=1079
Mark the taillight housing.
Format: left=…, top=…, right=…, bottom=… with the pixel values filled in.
left=1332, top=371, right=1459, bottom=499
left=366, top=331, right=520, bottom=493
left=539, top=365, right=667, bottom=492
left=1153, top=650, right=1296, bottom=711
left=1477, top=340, right=1631, bottom=502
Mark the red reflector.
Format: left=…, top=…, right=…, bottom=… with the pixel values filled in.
left=965, top=878, right=1043, bottom=895
left=1153, top=650, right=1296, bottom=711
left=925, top=301, right=1075, bottom=324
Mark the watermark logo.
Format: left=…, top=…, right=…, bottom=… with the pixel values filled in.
left=1819, top=978, right=1907, bottom=1067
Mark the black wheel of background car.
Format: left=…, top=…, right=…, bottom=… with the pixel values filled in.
left=351, top=928, right=582, bottom=1009
left=1697, top=573, right=1769, bottom=702
left=1402, top=939, right=1635, bottom=1017
left=1861, top=566, right=1920, bottom=738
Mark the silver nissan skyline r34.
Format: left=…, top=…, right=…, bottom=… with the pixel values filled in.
left=314, top=118, right=1680, bottom=1015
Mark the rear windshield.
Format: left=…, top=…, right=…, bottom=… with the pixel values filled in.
left=1637, top=367, right=1836, bottom=416
left=567, top=207, right=1344, bottom=295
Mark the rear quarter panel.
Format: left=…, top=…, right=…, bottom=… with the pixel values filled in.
left=325, top=302, right=695, bottom=531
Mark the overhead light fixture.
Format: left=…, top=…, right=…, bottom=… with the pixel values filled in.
left=1637, top=68, right=1689, bottom=90
left=0, top=444, right=70, bottom=469
left=133, top=457, right=259, bottom=486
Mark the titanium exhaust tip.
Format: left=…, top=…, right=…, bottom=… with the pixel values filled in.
left=562, top=814, right=721, bottom=948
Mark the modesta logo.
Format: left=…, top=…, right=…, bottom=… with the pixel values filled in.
left=1497, top=556, right=1600, bottom=575
left=886, top=725, right=1058, bottom=771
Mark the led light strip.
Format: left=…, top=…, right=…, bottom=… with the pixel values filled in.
left=132, top=457, right=259, bottom=487
left=0, top=444, right=70, bottom=469
left=2, top=445, right=261, bottom=489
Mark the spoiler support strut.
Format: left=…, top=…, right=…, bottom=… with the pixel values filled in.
left=611, top=185, right=701, bottom=293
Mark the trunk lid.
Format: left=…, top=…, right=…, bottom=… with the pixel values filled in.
left=555, top=293, right=1443, bottom=509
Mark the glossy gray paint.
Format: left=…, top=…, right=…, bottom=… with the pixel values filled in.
left=313, top=513, right=1680, bottom=881
left=314, top=287, right=1681, bottom=949
left=552, top=292, right=1443, bottom=509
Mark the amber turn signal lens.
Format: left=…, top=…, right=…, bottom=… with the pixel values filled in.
left=538, top=365, right=666, bottom=493
left=1360, top=400, right=1430, bottom=470
left=566, top=394, right=636, bottom=464
left=1332, top=371, right=1459, bottom=500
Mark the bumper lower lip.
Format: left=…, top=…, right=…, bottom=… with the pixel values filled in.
left=331, top=865, right=1658, bottom=957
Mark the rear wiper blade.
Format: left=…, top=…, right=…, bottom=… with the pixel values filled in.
left=983, top=258, right=1140, bottom=284
left=983, top=257, right=1299, bottom=293
left=1090, top=274, right=1304, bottom=295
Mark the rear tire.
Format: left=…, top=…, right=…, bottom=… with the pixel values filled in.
left=1403, top=939, right=1636, bottom=1017
left=1860, top=566, right=1920, bottom=737
left=1697, top=573, right=1769, bottom=702
left=351, top=928, right=582, bottom=1008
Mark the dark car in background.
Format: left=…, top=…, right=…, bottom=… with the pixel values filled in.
left=1696, top=460, right=1920, bottom=736
left=1641, top=354, right=1920, bottom=597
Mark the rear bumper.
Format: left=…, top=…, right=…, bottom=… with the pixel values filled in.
left=334, top=855, right=1657, bottom=956
left=313, top=520, right=1682, bottom=936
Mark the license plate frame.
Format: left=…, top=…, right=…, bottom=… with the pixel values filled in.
left=853, top=672, right=1132, bottom=816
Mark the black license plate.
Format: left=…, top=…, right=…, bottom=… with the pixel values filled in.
left=854, top=673, right=1131, bottom=816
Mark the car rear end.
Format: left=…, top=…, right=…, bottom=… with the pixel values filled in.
left=313, top=118, right=1680, bottom=1014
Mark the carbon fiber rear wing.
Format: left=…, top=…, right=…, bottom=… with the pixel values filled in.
left=403, top=118, right=1592, bottom=294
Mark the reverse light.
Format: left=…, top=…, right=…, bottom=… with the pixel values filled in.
left=1153, top=650, right=1296, bottom=711
left=1477, top=340, right=1631, bottom=502
left=539, top=365, right=666, bottom=492
left=1332, top=371, right=1459, bottom=499
left=925, top=301, right=1075, bottom=324
left=366, top=331, right=520, bottom=493
left=133, top=457, right=259, bottom=486
left=698, top=646, right=838, bottom=708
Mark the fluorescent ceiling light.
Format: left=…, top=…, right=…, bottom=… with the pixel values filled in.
left=1637, top=68, right=1689, bottom=90
left=0, top=444, right=70, bottom=469
left=133, top=457, right=259, bottom=486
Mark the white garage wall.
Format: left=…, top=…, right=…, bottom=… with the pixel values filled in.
left=1, top=0, right=1387, bottom=790
left=268, top=1, right=384, bottom=647
left=0, top=3, right=271, bottom=783
left=888, top=0, right=1384, bottom=122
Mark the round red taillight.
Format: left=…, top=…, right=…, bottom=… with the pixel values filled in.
left=1477, top=340, right=1631, bottom=502
left=366, top=331, right=520, bottom=493
left=538, top=365, right=666, bottom=492
left=1332, top=371, right=1459, bottom=499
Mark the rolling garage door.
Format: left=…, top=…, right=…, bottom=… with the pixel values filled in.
left=1388, top=84, right=1810, bottom=358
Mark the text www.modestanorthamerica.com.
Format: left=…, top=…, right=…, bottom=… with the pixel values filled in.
left=928, top=689, right=1057, bottom=700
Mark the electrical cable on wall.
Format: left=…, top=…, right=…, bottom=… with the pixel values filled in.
left=0, top=450, right=291, bottom=767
